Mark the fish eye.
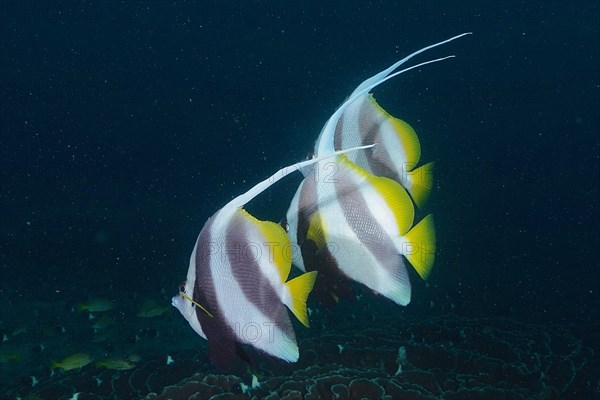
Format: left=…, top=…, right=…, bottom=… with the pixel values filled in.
left=179, top=282, right=186, bottom=293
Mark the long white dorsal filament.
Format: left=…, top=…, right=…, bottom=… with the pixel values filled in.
left=225, top=144, right=376, bottom=209
left=224, top=33, right=473, bottom=210
left=317, top=32, right=473, bottom=156
left=351, top=32, right=473, bottom=97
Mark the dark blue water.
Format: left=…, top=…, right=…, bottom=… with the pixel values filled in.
left=1, top=2, right=598, bottom=399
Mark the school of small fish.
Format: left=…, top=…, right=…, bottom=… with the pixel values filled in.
left=172, top=33, right=471, bottom=368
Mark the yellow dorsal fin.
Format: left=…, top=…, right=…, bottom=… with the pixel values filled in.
left=367, top=94, right=421, bottom=170
left=403, top=214, right=436, bottom=280
left=340, top=156, right=415, bottom=235
left=406, top=162, right=435, bottom=209
left=237, top=208, right=292, bottom=283
left=285, top=271, right=318, bottom=328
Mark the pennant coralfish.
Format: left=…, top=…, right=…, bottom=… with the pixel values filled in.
left=172, top=145, right=374, bottom=368
left=285, top=33, right=471, bottom=306
left=314, top=32, right=472, bottom=207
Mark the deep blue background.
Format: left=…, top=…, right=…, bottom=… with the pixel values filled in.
left=1, top=1, right=598, bottom=326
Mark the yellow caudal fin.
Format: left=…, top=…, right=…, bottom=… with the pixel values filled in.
left=406, top=162, right=435, bottom=209
left=285, top=271, right=318, bottom=328
left=402, top=214, right=436, bottom=280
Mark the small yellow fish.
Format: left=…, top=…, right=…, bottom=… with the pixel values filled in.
left=96, top=356, right=135, bottom=370
left=92, top=315, right=116, bottom=330
left=0, top=351, right=22, bottom=363
left=42, top=324, right=65, bottom=337
left=91, top=330, right=111, bottom=343
left=77, top=299, right=114, bottom=312
left=137, top=300, right=171, bottom=318
left=127, top=354, right=142, bottom=363
left=17, top=395, right=43, bottom=400
left=11, top=323, right=27, bottom=336
left=51, top=353, right=94, bottom=371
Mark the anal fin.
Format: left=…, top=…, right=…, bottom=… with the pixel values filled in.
left=284, top=271, right=318, bottom=327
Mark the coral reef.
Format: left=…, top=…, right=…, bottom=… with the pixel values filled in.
left=2, top=316, right=598, bottom=400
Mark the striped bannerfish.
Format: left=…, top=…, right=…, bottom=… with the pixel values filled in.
left=284, top=33, right=471, bottom=307
left=172, top=144, right=374, bottom=368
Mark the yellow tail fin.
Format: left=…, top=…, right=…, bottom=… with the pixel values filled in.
left=403, top=214, right=436, bottom=280
left=285, top=271, right=318, bottom=328
left=407, top=162, right=435, bottom=209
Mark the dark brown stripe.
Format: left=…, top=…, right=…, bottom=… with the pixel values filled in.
left=226, top=211, right=294, bottom=337
left=369, top=150, right=401, bottom=183
left=358, top=97, right=381, bottom=149
left=334, top=111, right=345, bottom=151
left=301, top=236, right=354, bottom=307
left=357, top=99, right=400, bottom=181
left=334, top=165, right=401, bottom=278
left=193, top=213, right=238, bottom=369
left=295, top=174, right=319, bottom=247
left=294, top=172, right=353, bottom=301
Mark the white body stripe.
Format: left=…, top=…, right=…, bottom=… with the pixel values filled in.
left=350, top=173, right=400, bottom=236
left=313, top=160, right=411, bottom=305
left=336, top=94, right=412, bottom=187
left=339, top=96, right=371, bottom=169
left=172, top=243, right=207, bottom=339
left=208, top=207, right=299, bottom=362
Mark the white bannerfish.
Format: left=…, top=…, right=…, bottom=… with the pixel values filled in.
left=172, top=145, right=374, bottom=368
left=285, top=33, right=471, bottom=306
